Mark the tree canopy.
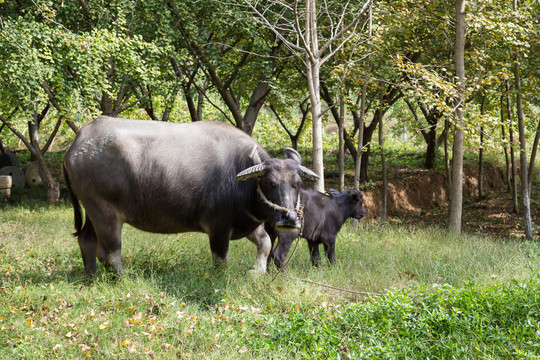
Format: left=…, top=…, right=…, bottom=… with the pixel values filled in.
left=0, top=0, right=539, bottom=235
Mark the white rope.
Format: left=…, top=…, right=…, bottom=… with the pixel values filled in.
left=256, top=181, right=301, bottom=216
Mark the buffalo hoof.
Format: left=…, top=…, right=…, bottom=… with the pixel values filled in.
left=248, top=265, right=266, bottom=277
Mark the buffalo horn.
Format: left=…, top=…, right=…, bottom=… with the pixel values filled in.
left=236, top=163, right=267, bottom=181
left=299, top=166, right=319, bottom=181
left=284, top=147, right=302, bottom=164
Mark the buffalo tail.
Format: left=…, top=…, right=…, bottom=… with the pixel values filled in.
left=62, top=161, right=84, bottom=236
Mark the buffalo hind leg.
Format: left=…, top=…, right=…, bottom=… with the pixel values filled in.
left=246, top=225, right=271, bottom=274
left=77, top=215, right=98, bottom=276
left=92, top=216, right=124, bottom=276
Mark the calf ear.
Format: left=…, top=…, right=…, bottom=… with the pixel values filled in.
left=349, top=191, right=361, bottom=202
left=328, top=188, right=340, bottom=198
left=284, top=147, right=302, bottom=164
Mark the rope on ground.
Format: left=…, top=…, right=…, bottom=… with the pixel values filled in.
left=286, top=275, right=386, bottom=297
left=271, top=235, right=301, bottom=281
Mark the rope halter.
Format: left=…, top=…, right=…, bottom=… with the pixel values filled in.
left=255, top=181, right=304, bottom=234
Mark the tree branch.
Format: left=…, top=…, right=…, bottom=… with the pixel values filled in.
left=41, top=115, right=63, bottom=155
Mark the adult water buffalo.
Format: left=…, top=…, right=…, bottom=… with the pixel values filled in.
left=63, top=116, right=318, bottom=276
left=266, top=188, right=366, bottom=268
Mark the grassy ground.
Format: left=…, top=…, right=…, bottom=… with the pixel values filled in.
left=1, top=198, right=539, bottom=359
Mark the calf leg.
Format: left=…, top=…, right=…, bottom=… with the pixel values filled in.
left=246, top=225, right=271, bottom=273
left=323, top=238, right=337, bottom=265
left=308, top=240, right=321, bottom=267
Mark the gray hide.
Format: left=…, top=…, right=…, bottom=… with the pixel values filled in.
left=63, top=116, right=318, bottom=276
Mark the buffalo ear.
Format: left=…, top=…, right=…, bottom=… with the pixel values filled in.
left=284, top=147, right=301, bottom=164
left=298, top=165, right=319, bottom=182
left=249, top=145, right=263, bottom=164
left=284, top=147, right=318, bottom=181
left=328, top=188, right=340, bottom=198
left=236, top=163, right=267, bottom=181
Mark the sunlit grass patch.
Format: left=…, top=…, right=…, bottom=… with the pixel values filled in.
left=1, top=205, right=539, bottom=359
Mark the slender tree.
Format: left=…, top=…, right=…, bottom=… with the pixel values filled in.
left=378, top=88, right=387, bottom=225
left=244, top=0, right=373, bottom=191
left=449, top=0, right=466, bottom=234
left=506, top=80, right=519, bottom=213
left=478, top=95, right=486, bottom=199
left=512, top=0, right=533, bottom=240
left=353, top=7, right=371, bottom=191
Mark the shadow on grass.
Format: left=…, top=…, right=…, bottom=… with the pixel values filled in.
left=12, top=242, right=245, bottom=309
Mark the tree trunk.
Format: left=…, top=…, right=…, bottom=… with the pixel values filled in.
left=478, top=95, right=486, bottom=200
left=379, top=97, right=387, bottom=225
left=338, top=91, right=345, bottom=191
left=242, top=79, right=271, bottom=135
left=444, top=119, right=452, bottom=200
left=28, top=118, right=59, bottom=204
left=354, top=7, right=371, bottom=191
left=354, top=84, right=367, bottom=190
left=500, top=95, right=511, bottom=192
left=425, top=124, right=437, bottom=169
left=305, top=0, right=324, bottom=191
left=449, top=0, right=466, bottom=234
left=307, top=58, right=324, bottom=192
left=513, top=22, right=533, bottom=239
left=527, top=118, right=540, bottom=192
left=359, top=114, right=380, bottom=182
left=0, top=125, right=5, bottom=153
left=509, top=127, right=519, bottom=213
left=506, top=81, right=519, bottom=213
left=415, top=103, right=443, bottom=170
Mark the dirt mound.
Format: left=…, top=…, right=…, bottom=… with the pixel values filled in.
left=363, top=164, right=505, bottom=218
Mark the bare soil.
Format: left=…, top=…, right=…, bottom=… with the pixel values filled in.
left=358, top=164, right=540, bottom=240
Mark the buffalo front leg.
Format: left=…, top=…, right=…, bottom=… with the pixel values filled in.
left=209, top=231, right=230, bottom=268
left=264, top=224, right=279, bottom=269
left=272, top=232, right=297, bottom=269
left=246, top=225, right=271, bottom=274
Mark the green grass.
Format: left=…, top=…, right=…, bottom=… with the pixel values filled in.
left=0, top=203, right=539, bottom=359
